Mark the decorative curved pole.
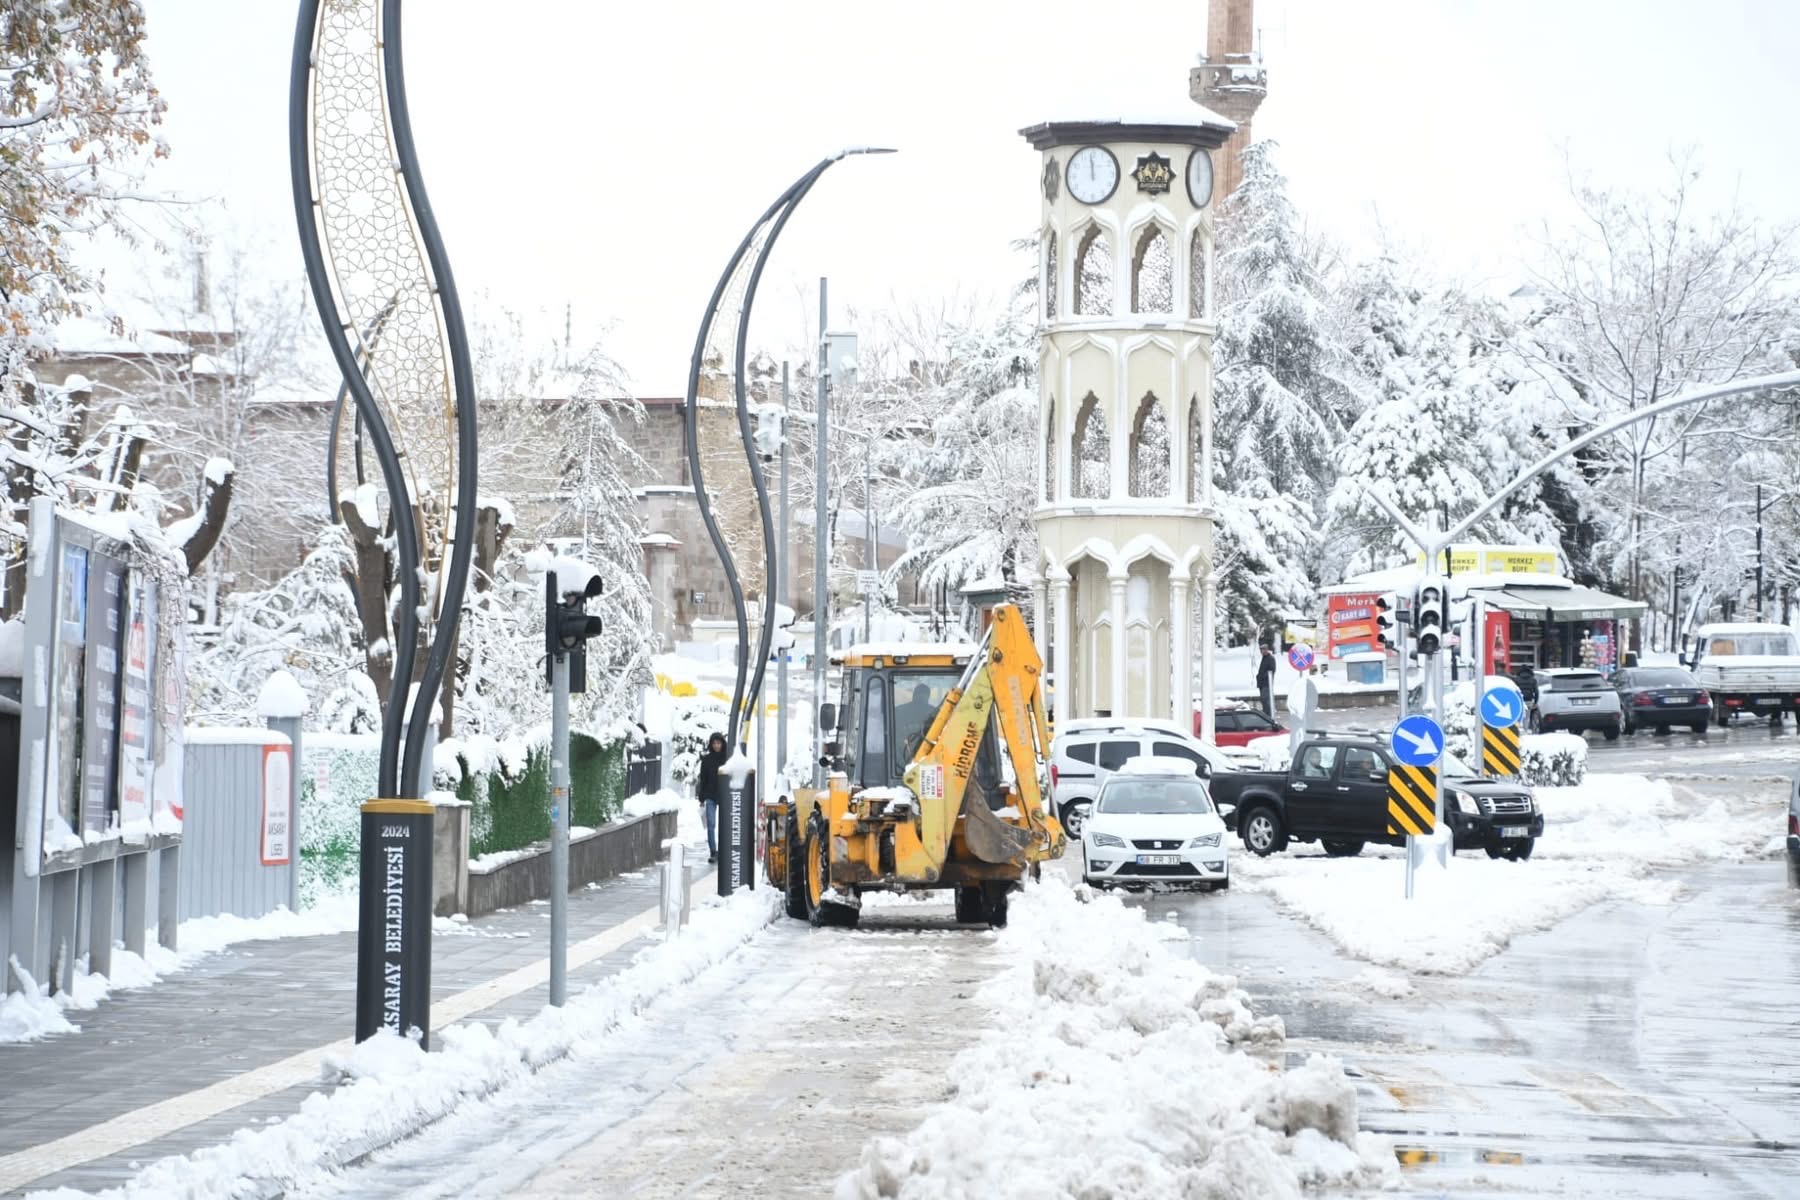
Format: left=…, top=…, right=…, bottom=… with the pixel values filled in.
left=290, top=0, right=419, bottom=798
left=325, top=295, right=399, bottom=523
left=684, top=148, right=893, bottom=748
left=380, top=0, right=479, bottom=794
left=291, top=0, right=479, bottom=797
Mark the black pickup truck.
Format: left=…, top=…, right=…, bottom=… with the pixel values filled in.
left=1209, top=732, right=1544, bottom=861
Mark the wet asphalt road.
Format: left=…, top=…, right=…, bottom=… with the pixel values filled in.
left=1120, top=854, right=1800, bottom=1198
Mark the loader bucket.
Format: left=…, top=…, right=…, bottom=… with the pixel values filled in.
left=960, top=791, right=1034, bottom=865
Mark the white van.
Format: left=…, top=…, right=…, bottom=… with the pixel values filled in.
left=1682, top=623, right=1800, bottom=726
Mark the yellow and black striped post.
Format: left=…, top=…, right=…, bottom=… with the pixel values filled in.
left=1482, top=723, right=1522, bottom=777
left=1386, top=765, right=1438, bottom=836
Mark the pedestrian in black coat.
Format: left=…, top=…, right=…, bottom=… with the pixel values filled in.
left=1256, top=645, right=1277, bottom=717
left=697, top=732, right=727, bottom=863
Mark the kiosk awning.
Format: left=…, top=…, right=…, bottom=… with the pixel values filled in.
left=1478, top=585, right=1647, bottom=622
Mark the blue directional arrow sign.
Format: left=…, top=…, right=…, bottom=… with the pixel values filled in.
left=1480, top=682, right=1525, bottom=729
left=1390, top=714, right=1445, bottom=767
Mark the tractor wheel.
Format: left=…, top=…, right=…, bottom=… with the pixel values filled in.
left=783, top=815, right=808, bottom=920
left=804, top=816, right=858, bottom=929
left=954, top=886, right=985, bottom=924
left=981, top=882, right=1013, bottom=928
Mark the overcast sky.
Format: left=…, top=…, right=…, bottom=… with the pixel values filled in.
left=131, top=0, right=1800, bottom=396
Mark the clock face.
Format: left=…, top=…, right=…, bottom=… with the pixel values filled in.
left=1186, top=149, right=1215, bottom=208
left=1066, top=146, right=1119, bottom=205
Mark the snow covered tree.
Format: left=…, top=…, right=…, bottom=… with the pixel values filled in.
left=1326, top=257, right=1561, bottom=575
left=1522, top=156, right=1800, bottom=626
left=1208, top=141, right=1354, bottom=635
left=1, top=1, right=167, bottom=340
left=888, top=297, right=1040, bottom=608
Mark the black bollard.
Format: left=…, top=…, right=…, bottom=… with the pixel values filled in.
left=355, top=799, right=434, bottom=1047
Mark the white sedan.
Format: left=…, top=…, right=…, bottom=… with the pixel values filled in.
left=1081, top=757, right=1230, bottom=892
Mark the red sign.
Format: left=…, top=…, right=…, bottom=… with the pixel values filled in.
left=1327, top=593, right=1381, bottom=658
left=1485, top=610, right=1511, bottom=674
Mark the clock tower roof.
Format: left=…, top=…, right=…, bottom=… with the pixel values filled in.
left=1019, top=113, right=1234, bottom=152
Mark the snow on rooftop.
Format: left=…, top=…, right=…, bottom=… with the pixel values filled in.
left=843, top=640, right=978, bottom=659
left=50, top=316, right=190, bottom=357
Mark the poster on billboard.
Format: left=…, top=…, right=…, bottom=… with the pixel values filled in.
left=47, top=544, right=88, bottom=857
left=261, top=743, right=294, bottom=865
left=118, top=572, right=155, bottom=831
left=152, top=589, right=185, bottom=832
left=81, top=551, right=127, bottom=838
left=1327, top=593, right=1381, bottom=659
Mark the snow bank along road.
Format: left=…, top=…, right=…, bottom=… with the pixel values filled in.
left=1124, top=776, right=1798, bottom=1198
left=64, top=882, right=1391, bottom=1199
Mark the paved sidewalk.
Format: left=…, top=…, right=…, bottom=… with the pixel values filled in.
left=0, top=851, right=720, bottom=1197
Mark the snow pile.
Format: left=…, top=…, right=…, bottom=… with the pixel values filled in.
left=72, top=890, right=781, bottom=1198
left=254, top=669, right=310, bottom=719
left=1, top=895, right=358, bottom=1044
left=836, top=880, right=1394, bottom=1199
left=1241, top=855, right=1677, bottom=975
left=621, top=787, right=683, bottom=818
left=1236, top=770, right=1787, bottom=975
left=1519, top=732, right=1586, bottom=786
left=0, top=616, right=24, bottom=676
left=1534, top=773, right=1777, bottom=863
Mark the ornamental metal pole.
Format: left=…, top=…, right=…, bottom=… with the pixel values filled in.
left=813, top=280, right=830, bottom=789
left=779, top=362, right=791, bottom=775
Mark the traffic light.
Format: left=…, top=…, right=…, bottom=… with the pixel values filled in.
left=545, top=565, right=604, bottom=693
left=1413, top=578, right=1445, bottom=656
left=1374, top=592, right=1400, bottom=650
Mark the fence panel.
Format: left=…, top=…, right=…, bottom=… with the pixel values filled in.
left=178, top=729, right=296, bottom=921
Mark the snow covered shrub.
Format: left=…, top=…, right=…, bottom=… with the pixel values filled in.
left=1520, top=732, right=1586, bottom=787
left=300, top=735, right=381, bottom=903
left=671, top=696, right=729, bottom=791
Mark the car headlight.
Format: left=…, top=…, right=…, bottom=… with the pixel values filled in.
left=1090, top=832, right=1128, bottom=849
left=1186, top=833, right=1222, bottom=848
left=1455, top=792, right=1479, bottom=815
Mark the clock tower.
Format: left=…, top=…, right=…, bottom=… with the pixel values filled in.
left=1021, top=115, right=1234, bottom=728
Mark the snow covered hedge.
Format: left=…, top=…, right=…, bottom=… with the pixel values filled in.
left=1519, top=732, right=1586, bottom=788
left=296, top=731, right=632, bottom=890
left=438, top=732, right=627, bottom=857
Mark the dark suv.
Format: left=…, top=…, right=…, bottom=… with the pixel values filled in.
left=1210, top=732, right=1545, bottom=860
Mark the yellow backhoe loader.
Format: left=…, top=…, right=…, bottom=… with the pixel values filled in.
left=763, top=604, right=1064, bottom=927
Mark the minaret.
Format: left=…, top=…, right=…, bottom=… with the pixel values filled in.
left=1190, top=0, right=1267, bottom=199
left=1021, top=114, right=1233, bottom=726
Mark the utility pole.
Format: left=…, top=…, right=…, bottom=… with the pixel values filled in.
left=778, top=362, right=790, bottom=775
left=548, top=648, right=570, bottom=1006
left=1754, top=483, right=1765, bottom=621
left=864, top=435, right=874, bottom=641
left=813, top=279, right=830, bottom=789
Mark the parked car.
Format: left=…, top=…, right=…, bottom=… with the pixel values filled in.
left=1209, top=732, right=1543, bottom=860
left=1612, top=666, right=1711, bottom=735
left=1788, top=768, right=1800, bottom=889
left=1196, top=705, right=1288, bottom=747
left=1081, top=756, right=1230, bottom=891
left=1682, top=623, right=1800, bottom=727
left=1518, top=668, right=1621, bottom=740
left=1049, top=723, right=1231, bottom=837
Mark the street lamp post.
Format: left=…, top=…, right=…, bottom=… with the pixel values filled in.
left=811, top=301, right=859, bottom=787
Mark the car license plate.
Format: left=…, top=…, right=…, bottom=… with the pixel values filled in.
left=1571, top=697, right=1596, bottom=706
left=1501, top=826, right=1529, bottom=839
left=1658, top=695, right=1688, bottom=704
left=1757, top=697, right=1780, bottom=705
left=1136, top=854, right=1180, bottom=865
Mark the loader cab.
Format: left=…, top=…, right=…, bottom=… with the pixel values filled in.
left=826, top=646, right=1007, bottom=806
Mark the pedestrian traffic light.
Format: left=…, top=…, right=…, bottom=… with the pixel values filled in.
left=1413, top=579, right=1445, bottom=656
left=1374, top=592, right=1400, bottom=650
left=545, top=564, right=604, bottom=693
